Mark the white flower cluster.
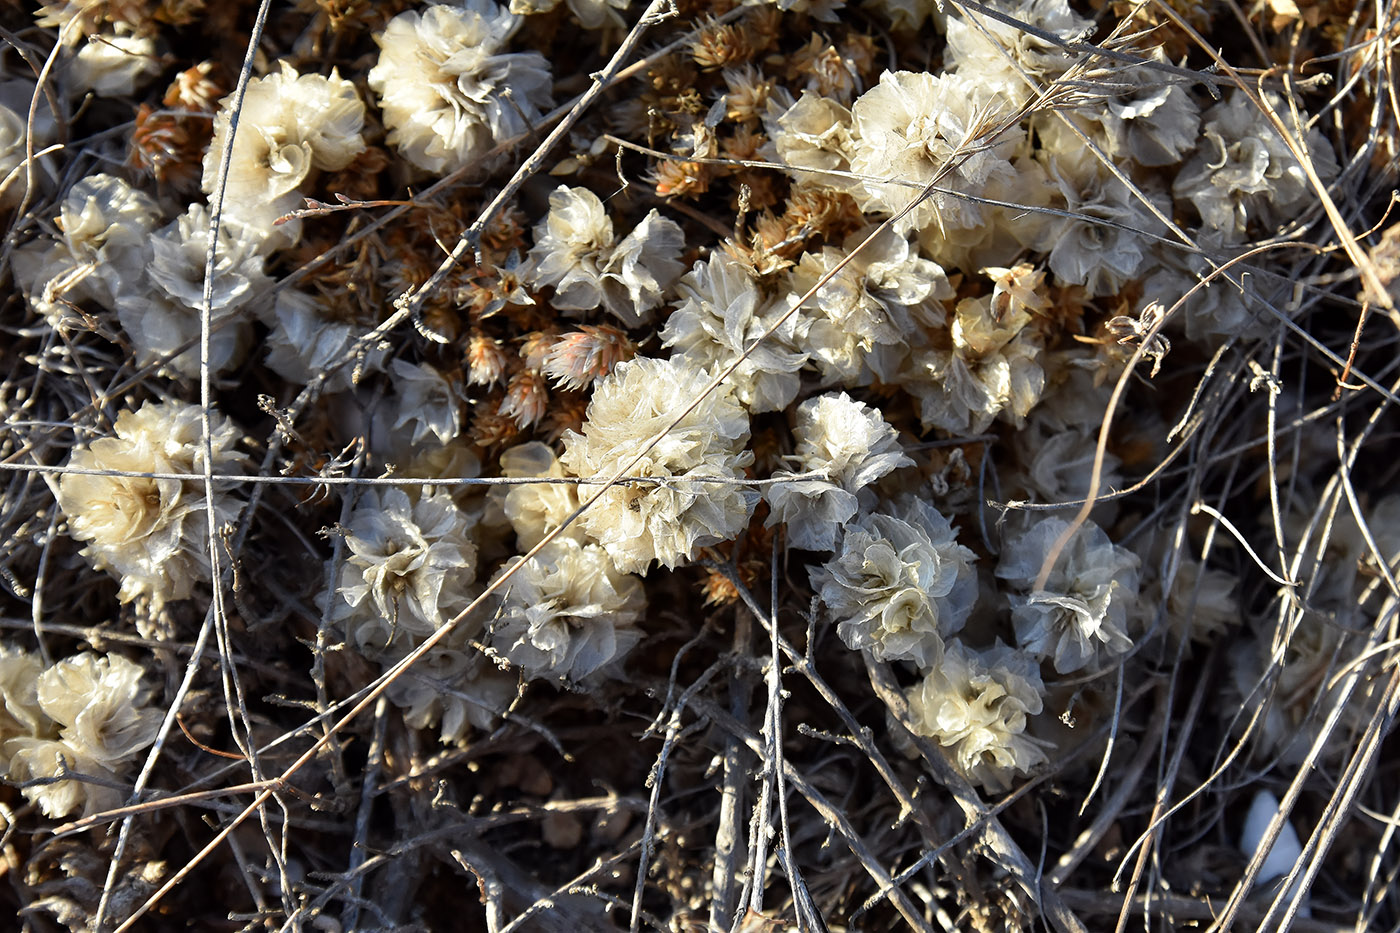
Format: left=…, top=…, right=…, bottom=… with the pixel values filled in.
left=497, top=441, right=584, bottom=549
left=13, top=172, right=158, bottom=327
left=204, top=62, right=366, bottom=232
left=1039, top=124, right=1169, bottom=298
left=327, top=486, right=480, bottom=653
left=904, top=640, right=1050, bottom=792
left=766, top=392, right=912, bottom=550
left=377, top=359, right=463, bottom=454
left=1173, top=90, right=1337, bottom=244
left=791, top=226, right=953, bottom=384
left=68, top=25, right=160, bottom=98
left=13, top=171, right=275, bottom=378
left=57, top=400, right=248, bottom=610
left=811, top=495, right=977, bottom=667
left=526, top=186, right=686, bottom=327
left=1063, top=52, right=1200, bottom=169
left=489, top=538, right=645, bottom=687
left=560, top=357, right=757, bottom=573
left=845, top=70, right=1022, bottom=237
left=661, top=251, right=807, bottom=413
left=997, top=517, right=1141, bottom=673
left=131, top=202, right=272, bottom=378
left=2, top=650, right=160, bottom=819
left=368, top=0, right=553, bottom=175
left=943, top=0, right=1094, bottom=106
left=325, top=485, right=513, bottom=743
left=896, top=288, right=1046, bottom=435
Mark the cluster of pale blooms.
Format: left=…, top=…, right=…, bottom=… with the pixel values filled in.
left=56, top=400, right=248, bottom=616
left=29, top=0, right=1351, bottom=789
left=0, top=649, right=160, bottom=818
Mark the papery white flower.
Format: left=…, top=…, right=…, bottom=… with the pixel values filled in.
left=898, top=295, right=1045, bottom=434
left=559, top=357, right=757, bottom=574
left=34, top=653, right=159, bottom=769
left=261, top=288, right=389, bottom=391
left=1173, top=90, right=1337, bottom=243
left=904, top=640, right=1050, bottom=792
left=0, top=650, right=160, bottom=819
left=918, top=153, right=1058, bottom=269
left=509, top=0, right=629, bottom=30
left=661, top=251, right=808, bottom=413
left=368, top=1, right=553, bottom=175
left=148, top=202, right=272, bottom=308
left=386, top=359, right=461, bottom=449
left=497, top=441, right=586, bottom=549
left=997, top=516, right=1141, bottom=673
left=69, top=25, right=160, bottom=97
left=792, top=225, right=953, bottom=384
left=765, top=90, right=855, bottom=185
left=848, top=70, right=1022, bottom=235
left=1060, top=53, right=1200, bottom=168
left=0, top=650, right=47, bottom=756
left=811, top=495, right=977, bottom=665
left=943, top=0, right=1094, bottom=106
left=3, top=736, right=121, bottom=818
left=113, top=202, right=270, bottom=378
left=57, top=400, right=248, bottom=607
left=204, top=61, right=366, bottom=233
left=12, top=172, right=159, bottom=325
left=1148, top=555, right=1239, bottom=646
left=489, top=539, right=645, bottom=686
left=328, top=486, right=479, bottom=653
left=766, top=393, right=912, bottom=551
left=1040, top=137, right=1169, bottom=297
left=525, top=186, right=685, bottom=327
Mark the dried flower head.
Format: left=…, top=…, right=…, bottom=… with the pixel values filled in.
left=811, top=495, right=977, bottom=666
left=525, top=186, right=685, bottom=327
left=1173, top=89, right=1337, bottom=243
left=489, top=539, right=645, bottom=687
left=69, top=25, right=161, bottom=97
left=57, top=400, right=248, bottom=608
left=997, top=516, right=1142, bottom=673
left=766, top=393, right=913, bottom=550
left=2, top=651, right=161, bottom=819
left=847, top=70, right=1022, bottom=235
left=34, top=652, right=160, bottom=769
left=367, top=0, right=553, bottom=175
left=943, top=0, right=1094, bottom=106
left=559, top=357, right=757, bottom=574
left=326, top=486, right=480, bottom=654
left=541, top=325, right=636, bottom=391
left=203, top=61, right=366, bottom=230
left=792, top=225, right=953, bottom=383
left=691, top=18, right=755, bottom=71
left=467, top=331, right=510, bottom=386
left=661, top=251, right=808, bottom=413
left=904, top=640, right=1050, bottom=792
left=496, top=441, right=586, bottom=548
left=500, top=368, right=551, bottom=429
